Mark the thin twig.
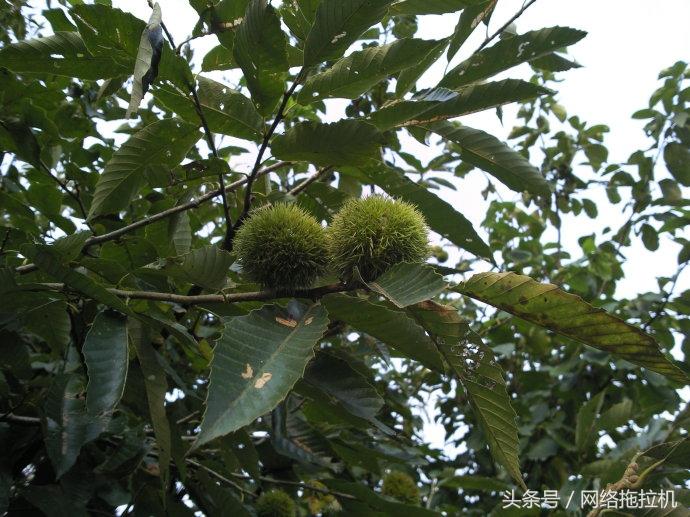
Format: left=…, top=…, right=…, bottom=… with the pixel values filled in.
left=236, top=68, right=306, bottom=228
left=186, top=459, right=256, bottom=498
left=39, top=160, right=93, bottom=231
left=473, top=0, right=539, bottom=54
left=643, top=262, right=688, bottom=331
left=26, top=282, right=349, bottom=305
left=229, top=472, right=357, bottom=500
left=14, top=162, right=290, bottom=275
left=288, top=166, right=333, bottom=196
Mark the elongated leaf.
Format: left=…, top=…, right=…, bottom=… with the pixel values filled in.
left=272, top=120, right=385, bottom=166
left=0, top=32, right=128, bottom=79
left=575, top=389, right=606, bottom=451
left=408, top=300, right=526, bottom=490
left=88, top=118, right=200, bottom=219
left=362, top=165, right=492, bottom=260
left=281, top=0, right=320, bottom=42
left=24, top=244, right=130, bottom=313
left=155, top=77, right=263, bottom=140
left=390, top=0, right=475, bottom=15
left=322, top=293, right=445, bottom=371
left=160, top=245, right=234, bottom=290
left=372, top=79, right=551, bottom=131
left=195, top=303, right=329, bottom=447
left=440, top=26, right=587, bottom=88
left=83, top=311, right=128, bottom=418
left=366, top=262, right=447, bottom=307
left=303, top=0, right=394, bottom=66
left=396, top=38, right=448, bottom=97
left=23, top=299, right=72, bottom=352
left=323, top=479, right=440, bottom=516
left=298, top=38, right=441, bottom=103
left=233, top=0, right=289, bottom=115
left=448, top=0, right=497, bottom=61
left=425, top=121, right=550, bottom=195
left=126, top=3, right=163, bottom=118
left=457, top=272, right=688, bottom=383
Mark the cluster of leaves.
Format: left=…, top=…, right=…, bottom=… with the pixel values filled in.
left=0, top=0, right=688, bottom=515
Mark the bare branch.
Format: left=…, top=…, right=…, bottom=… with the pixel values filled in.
left=473, top=0, right=539, bottom=54
left=288, top=166, right=334, bottom=196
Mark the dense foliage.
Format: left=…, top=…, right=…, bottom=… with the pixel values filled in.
left=0, top=0, right=689, bottom=515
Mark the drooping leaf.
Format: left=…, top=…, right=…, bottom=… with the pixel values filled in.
left=457, top=272, right=688, bottom=383
left=366, top=262, right=447, bottom=307
left=361, top=165, right=493, bottom=261
left=371, top=79, right=552, bottom=131
left=83, top=311, right=129, bottom=418
left=321, top=293, right=445, bottom=371
left=195, top=303, right=329, bottom=447
left=233, top=0, right=289, bottom=115
left=664, top=142, right=690, bottom=186
left=126, top=3, right=164, bottom=118
left=396, top=38, right=448, bottom=97
left=447, top=0, right=497, bottom=61
left=88, top=118, right=200, bottom=219
left=439, top=26, right=587, bottom=88
left=0, top=32, right=128, bottom=79
left=297, top=38, right=441, bottom=103
left=302, top=0, right=394, bottom=66
left=155, top=77, right=263, bottom=140
left=272, top=120, right=385, bottom=166
left=408, top=300, right=526, bottom=490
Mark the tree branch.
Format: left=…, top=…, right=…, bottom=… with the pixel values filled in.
left=14, top=162, right=290, bottom=276
left=235, top=68, right=306, bottom=228
left=473, top=0, right=539, bottom=54
left=288, top=166, right=333, bottom=196
left=39, top=160, right=93, bottom=232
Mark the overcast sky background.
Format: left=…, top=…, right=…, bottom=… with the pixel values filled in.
left=101, top=0, right=690, bottom=452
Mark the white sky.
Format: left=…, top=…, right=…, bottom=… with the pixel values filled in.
left=105, top=0, right=690, bottom=452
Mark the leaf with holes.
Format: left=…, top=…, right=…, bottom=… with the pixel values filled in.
left=88, top=118, right=200, bottom=219
left=457, top=271, right=688, bottom=383
left=194, top=303, right=329, bottom=447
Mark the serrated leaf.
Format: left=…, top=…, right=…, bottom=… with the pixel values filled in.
left=321, top=293, right=445, bottom=371
left=362, top=165, right=493, bottom=261
left=281, top=0, right=320, bottom=42
left=396, top=38, right=448, bottom=97
left=664, top=142, right=690, bottom=186
left=127, top=3, right=163, bottom=118
left=408, top=300, right=526, bottom=490
left=440, top=26, right=587, bottom=88
left=530, top=52, right=581, bottom=72
left=298, top=38, right=441, bottom=103
left=52, top=231, right=92, bottom=262
left=372, top=79, right=552, bottom=131
left=194, top=303, right=329, bottom=447
left=366, top=262, right=447, bottom=307
left=0, top=32, right=128, bottom=79
left=272, top=120, right=385, bottom=166
left=390, top=0, right=475, bottom=15
left=457, top=271, right=688, bottom=383
left=233, top=0, right=289, bottom=115
left=88, top=118, right=200, bottom=219
left=425, top=121, right=551, bottom=196
left=162, top=245, right=234, bottom=290
left=303, top=0, right=394, bottom=66
left=447, top=0, right=496, bottom=61
left=155, top=77, right=263, bottom=140
left=83, top=311, right=129, bottom=418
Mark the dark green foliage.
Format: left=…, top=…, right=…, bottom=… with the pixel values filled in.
left=381, top=470, right=420, bottom=505
left=328, top=195, right=429, bottom=281
left=256, top=490, right=297, bottom=517
left=234, top=203, right=328, bottom=291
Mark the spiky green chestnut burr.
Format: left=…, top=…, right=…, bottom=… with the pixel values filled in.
left=234, top=203, right=328, bottom=292
left=381, top=470, right=420, bottom=505
left=256, top=489, right=297, bottom=517
left=328, top=195, right=428, bottom=281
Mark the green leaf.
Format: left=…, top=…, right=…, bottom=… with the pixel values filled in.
left=425, top=122, right=551, bottom=196
left=23, top=299, right=72, bottom=352
left=0, top=32, right=128, bottom=79
left=408, top=300, right=526, bottom=490
left=447, top=0, right=496, bottom=61
left=88, top=118, right=200, bottom=219
left=126, top=3, right=164, bottom=118
left=24, top=244, right=130, bottom=314
left=201, top=44, right=237, bottom=71
left=371, top=79, right=552, bottom=131
left=83, top=311, right=129, bottom=418
left=396, top=38, right=448, bottom=97
left=362, top=166, right=493, bottom=261
left=322, top=293, right=445, bottom=371
left=272, top=120, right=385, bottom=166
left=303, top=0, right=394, bottom=66
left=155, top=77, right=263, bottom=141
left=195, top=303, right=329, bottom=447
left=530, top=52, right=581, bottom=72
left=598, top=398, right=633, bottom=431
left=52, top=231, right=92, bottom=262
left=323, top=479, right=440, bottom=516
left=298, top=38, right=441, bottom=103
left=281, top=0, right=320, bottom=42
left=640, top=223, right=659, bottom=251
left=439, top=475, right=509, bottom=492
left=0, top=117, right=42, bottom=168
left=439, top=26, right=587, bottom=88
left=575, top=389, right=606, bottom=451
left=160, top=245, right=234, bottom=290
left=664, top=142, right=690, bottom=186
left=71, top=4, right=142, bottom=65
left=457, top=272, right=688, bottom=383
left=390, top=0, right=475, bottom=15
left=233, top=0, right=289, bottom=115
left=366, top=262, right=447, bottom=307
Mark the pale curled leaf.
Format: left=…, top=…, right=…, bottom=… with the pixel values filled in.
left=457, top=271, right=688, bottom=383
left=127, top=3, right=163, bottom=118
left=195, top=303, right=329, bottom=447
